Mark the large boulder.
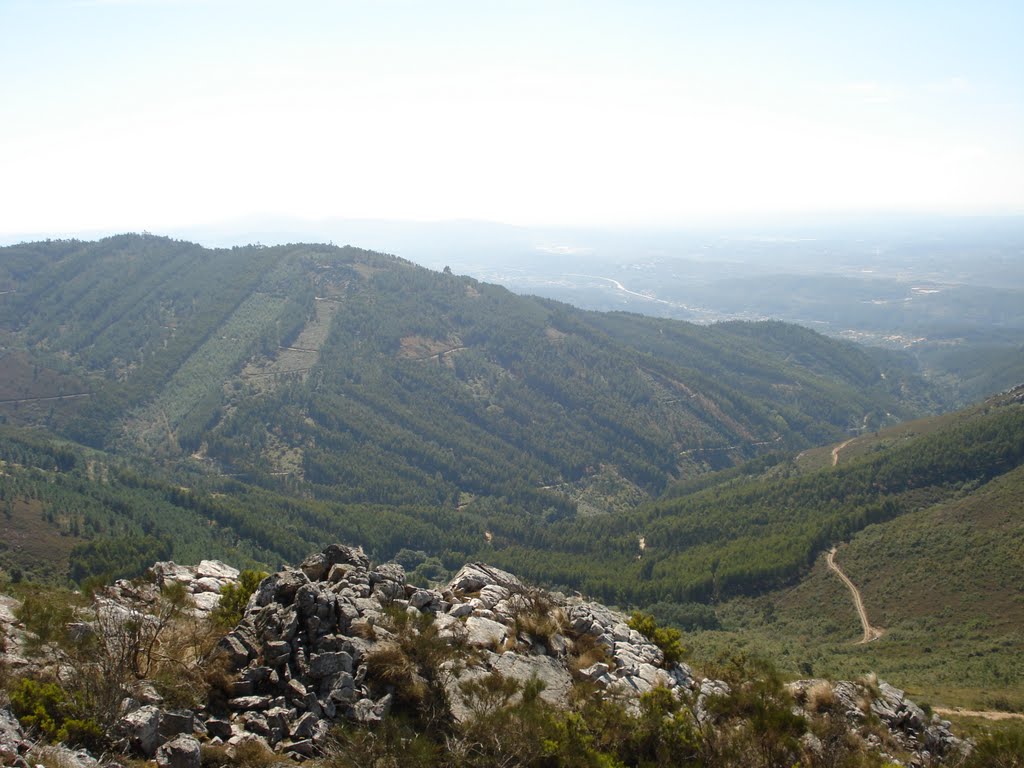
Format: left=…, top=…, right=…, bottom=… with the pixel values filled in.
left=491, top=653, right=573, bottom=708
left=464, top=616, right=508, bottom=648
left=447, top=563, right=523, bottom=594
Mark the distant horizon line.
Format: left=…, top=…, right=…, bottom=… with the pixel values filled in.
left=4, top=209, right=1024, bottom=247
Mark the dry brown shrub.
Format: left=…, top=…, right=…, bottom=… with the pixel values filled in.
left=364, top=641, right=427, bottom=704
left=806, top=681, right=837, bottom=714
left=569, top=632, right=611, bottom=673
left=505, top=587, right=566, bottom=644
left=226, top=737, right=277, bottom=768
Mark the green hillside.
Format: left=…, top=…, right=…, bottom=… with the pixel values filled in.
left=1, top=236, right=1022, bottom=714
left=0, top=235, right=931, bottom=518
left=478, top=385, right=1024, bottom=606
left=683, top=404, right=1024, bottom=711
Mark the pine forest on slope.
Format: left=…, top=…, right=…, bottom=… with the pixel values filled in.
left=2, top=236, right=1020, bottom=601
left=0, top=234, right=932, bottom=518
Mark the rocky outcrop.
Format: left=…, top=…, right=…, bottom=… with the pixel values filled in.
left=785, top=679, right=965, bottom=767
left=100, top=560, right=240, bottom=616
left=199, top=549, right=697, bottom=757
left=0, top=545, right=970, bottom=767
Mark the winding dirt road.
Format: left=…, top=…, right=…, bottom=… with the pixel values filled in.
left=827, top=547, right=884, bottom=643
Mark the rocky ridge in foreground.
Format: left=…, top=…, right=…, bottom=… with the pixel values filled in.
left=1, top=544, right=967, bottom=767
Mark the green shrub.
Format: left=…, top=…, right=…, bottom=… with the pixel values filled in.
left=644, top=601, right=721, bottom=631
left=14, top=588, right=76, bottom=653
left=57, top=718, right=107, bottom=753
left=8, top=678, right=107, bottom=751
left=10, top=678, right=66, bottom=738
left=211, top=569, right=267, bottom=628
left=700, top=654, right=807, bottom=768
left=627, top=611, right=687, bottom=665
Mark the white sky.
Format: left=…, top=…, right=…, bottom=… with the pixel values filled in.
left=2, top=0, right=1023, bottom=236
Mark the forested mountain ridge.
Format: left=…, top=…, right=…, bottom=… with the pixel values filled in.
left=1, top=236, right=1022, bottom=709
left=0, top=234, right=933, bottom=519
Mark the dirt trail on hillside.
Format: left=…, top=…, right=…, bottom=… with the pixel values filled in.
left=832, top=438, right=855, bottom=467
left=934, top=707, right=1024, bottom=721
left=827, top=547, right=884, bottom=643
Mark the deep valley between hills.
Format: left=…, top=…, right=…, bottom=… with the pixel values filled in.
left=1, top=234, right=1022, bottom=765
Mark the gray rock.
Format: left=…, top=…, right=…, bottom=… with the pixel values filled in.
left=309, top=651, right=353, bottom=678
left=447, top=563, right=523, bottom=594
left=370, top=562, right=406, bottom=586
left=286, top=678, right=308, bottom=701
left=226, top=732, right=271, bottom=755
left=158, top=709, right=195, bottom=739
left=351, top=694, right=392, bottom=724
left=478, top=584, right=510, bottom=608
left=290, top=712, right=319, bottom=740
left=217, top=632, right=254, bottom=670
left=241, top=713, right=270, bottom=737
left=0, top=707, right=26, bottom=760
left=151, top=562, right=195, bottom=586
left=284, top=739, right=316, bottom=758
left=264, top=707, right=291, bottom=745
left=409, top=589, right=438, bottom=609
left=254, top=570, right=310, bottom=608
left=579, top=662, right=610, bottom=681
left=194, top=576, right=225, bottom=593
left=25, top=746, right=96, bottom=768
left=264, top=640, right=292, bottom=666
left=192, top=591, right=221, bottom=614
left=205, top=719, right=233, bottom=741
left=300, top=553, right=330, bottom=581
left=448, top=602, right=474, bottom=618
left=131, top=680, right=165, bottom=706
left=322, top=544, right=370, bottom=571
left=669, top=663, right=695, bottom=690
left=464, top=616, right=508, bottom=648
left=116, top=704, right=162, bottom=757
left=547, top=632, right=569, bottom=657
left=634, top=662, right=671, bottom=689
left=326, top=563, right=354, bottom=582
left=156, top=735, right=200, bottom=768
left=228, top=695, right=273, bottom=711
left=240, top=665, right=273, bottom=685
left=197, top=560, right=240, bottom=581
left=491, top=653, right=573, bottom=708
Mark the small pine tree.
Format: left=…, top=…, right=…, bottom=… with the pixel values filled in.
left=211, top=569, right=267, bottom=628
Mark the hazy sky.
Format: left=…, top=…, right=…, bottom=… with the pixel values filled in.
left=2, top=0, right=1023, bottom=236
